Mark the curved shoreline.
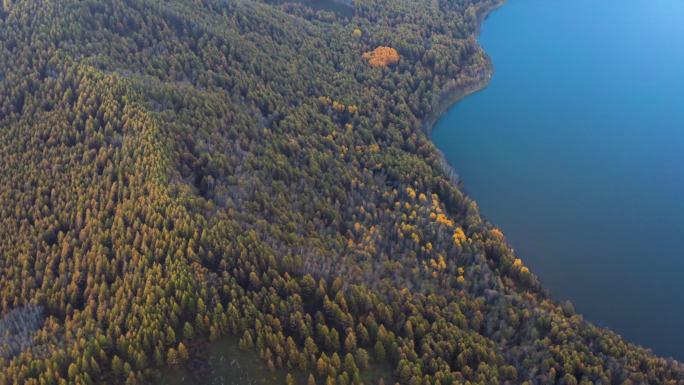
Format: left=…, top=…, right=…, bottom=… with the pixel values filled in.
left=422, top=0, right=684, bottom=362
left=422, top=0, right=505, bottom=135
left=422, top=0, right=505, bottom=187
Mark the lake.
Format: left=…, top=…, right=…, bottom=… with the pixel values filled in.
left=432, top=0, right=684, bottom=359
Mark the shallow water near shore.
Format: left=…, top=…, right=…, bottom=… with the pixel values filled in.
left=432, top=0, right=684, bottom=359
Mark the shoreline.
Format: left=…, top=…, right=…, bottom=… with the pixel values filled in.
left=421, top=0, right=505, bottom=187
left=422, top=0, right=505, bottom=135
left=420, top=0, right=684, bottom=364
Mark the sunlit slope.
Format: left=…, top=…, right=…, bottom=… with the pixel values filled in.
left=0, top=1, right=682, bottom=384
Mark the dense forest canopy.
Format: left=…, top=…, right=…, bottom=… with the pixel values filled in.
left=0, top=0, right=682, bottom=384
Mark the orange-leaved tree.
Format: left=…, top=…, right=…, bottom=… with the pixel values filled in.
left=362, top=46, right=400, bottom=68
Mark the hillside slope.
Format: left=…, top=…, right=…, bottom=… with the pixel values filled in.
left=0, top=0, right=682, bottom=384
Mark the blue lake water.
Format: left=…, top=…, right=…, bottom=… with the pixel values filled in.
left=432, top=0, right=684, bottom=359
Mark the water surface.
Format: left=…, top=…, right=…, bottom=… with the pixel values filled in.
left=432, top=0, right=684, bottom=359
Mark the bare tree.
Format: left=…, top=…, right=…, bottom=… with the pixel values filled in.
left=0, top=305, right=44, bottom=359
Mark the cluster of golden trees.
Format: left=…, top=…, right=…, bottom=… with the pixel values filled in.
left=0, top=0, right=682, bottom=385
left=362, top=47, right=400, bottom=68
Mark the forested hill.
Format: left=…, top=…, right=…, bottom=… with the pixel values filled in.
left=0, top=0, right=681, bottom=384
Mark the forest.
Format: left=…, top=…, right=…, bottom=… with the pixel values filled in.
left=0, top=0, right=682, bottom=384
